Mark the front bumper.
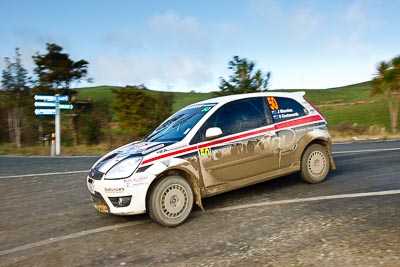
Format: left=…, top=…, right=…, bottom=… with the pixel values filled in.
left=87, top=172, right=154, bottom=215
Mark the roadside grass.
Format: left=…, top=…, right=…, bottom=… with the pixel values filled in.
left=320, top=99, right=391, bottom=130
left=0, top=143, right=112, bottom=157
left=0, top=144, right=51, bottom=156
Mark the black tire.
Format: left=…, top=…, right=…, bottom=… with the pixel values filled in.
left=147, top=175, right=194, bottom=227
left=300, top=144, right=330, bottom=184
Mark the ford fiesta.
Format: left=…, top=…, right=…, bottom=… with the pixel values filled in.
left=87, top=92, right=335, bottom=227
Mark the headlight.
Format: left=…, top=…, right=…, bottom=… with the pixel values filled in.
left=105, top=157, right=142, bottom=179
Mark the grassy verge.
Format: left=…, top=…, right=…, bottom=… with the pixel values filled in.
left=0, top=144, right=117, bottom=157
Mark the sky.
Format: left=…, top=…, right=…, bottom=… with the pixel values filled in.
left=0, top=0, right=399, bottom=92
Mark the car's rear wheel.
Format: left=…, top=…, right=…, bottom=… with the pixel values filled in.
left=300, top=144, right=329, bottom=184
left=147, top=175, right=193, bottom=227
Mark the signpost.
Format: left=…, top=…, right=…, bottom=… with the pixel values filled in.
left=34, top=94, right=73, bottom=156
left=34, top=109, right=57, bottom=116
left=59, top=104, right=73, bottom=110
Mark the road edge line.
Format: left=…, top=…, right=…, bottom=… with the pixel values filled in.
left=207, top=189, right=400, bottom=213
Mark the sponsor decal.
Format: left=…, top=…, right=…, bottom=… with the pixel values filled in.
left=293, top=122, right=327, bottom=133
left=281, top=112, right=299, bottom=118
left=271, top=107, right=300, bottom=120
left=186, top=103, right=216, bottom=110
left=199, top=147, right=211, bottom=156
left=104, top=187, right=125, bottom=193
left=142, top=144, right=164, bottom=154
left=279, top=108, right=293, bottom=113
left=157, top=148, right=167, bottom=154
left=201, top=106, right=212, bottom=112
left=267, top=96, right=279, bottom=110
left=124, top=176, right=149, bottom=187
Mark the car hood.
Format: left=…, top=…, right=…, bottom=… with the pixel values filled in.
left=93, top=141, right=171, bottom=173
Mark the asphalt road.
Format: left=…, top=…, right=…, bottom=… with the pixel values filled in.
left=0, top=140, right=399, bottom=266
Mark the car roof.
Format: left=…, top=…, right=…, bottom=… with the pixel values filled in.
left=192, top=91, right=306, bottom=106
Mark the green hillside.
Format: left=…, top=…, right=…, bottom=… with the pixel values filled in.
left=76, top=81, right=395, bottom=134
left=77, top=85, right=213, bottom=111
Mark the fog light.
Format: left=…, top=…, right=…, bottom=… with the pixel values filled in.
left=117, top=196, right=132, bottom=207
left=109, top=196, right=132, bottom=207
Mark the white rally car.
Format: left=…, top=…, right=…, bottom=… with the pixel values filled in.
left=87, top=92, right=335, bottom=227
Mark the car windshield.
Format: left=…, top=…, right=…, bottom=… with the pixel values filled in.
left=144, top=103, right=216, bottom=142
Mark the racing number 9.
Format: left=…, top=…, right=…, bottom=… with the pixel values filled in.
left=267, top=97, right=279, bottom=110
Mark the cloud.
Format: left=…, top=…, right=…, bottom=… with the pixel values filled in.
left=162, top=56, right=213, bottom=88
left=216, top=21, right=240, bottom=44
left=290, top=9, right=319, bottom=39
left=148, top=11, right=210, bottom=50
left=345, top=1, right=365, bottom=23
left=89, top=11, right=216, bottom=91
left=91, top=54, right=214, bottom=92
left=19, top=45, right=39, bottom=71
left=103, top=29, right=139, bottom=48
left=0, top=54, right=5, bottom=70
left=0, top=45, right=40, bottom=76
left=345, top=0, right=379, bottom=31
left=91, top=54, right=155, bottom=85
left=342, top=1, right=376, bottom=56
left=249, top=0, right=281, bottom=18
left=249, top=1, right=319, bottom=40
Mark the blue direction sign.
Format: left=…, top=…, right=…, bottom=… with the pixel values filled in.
left=34, top=102, right=73, bottom=109
left=34, top=95, right=56, bottom=101
left=57, top=95, right=69, bottom=102
left=34, top=95, right=69, bottom=102
left=34, top=102, right=56, bottom=107
left=35, top=109, right=57, bottom=116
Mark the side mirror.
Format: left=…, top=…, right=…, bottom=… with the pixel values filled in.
left=205, top=127, right=222, bottom=140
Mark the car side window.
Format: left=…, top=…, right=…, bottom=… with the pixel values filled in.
left=191, top=97, right=268, bottom=143
left=267, top=96, right=308, bottom=123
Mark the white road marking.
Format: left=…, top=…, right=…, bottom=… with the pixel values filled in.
left=1, top=189, right=399, bottom=257
left=207, top=189, right=400, bottom=213
left=0, top=170, right=88, bottom=179
left=0, top=221, right=146, bottom=257
left=333, top=147, right=400, bottom=154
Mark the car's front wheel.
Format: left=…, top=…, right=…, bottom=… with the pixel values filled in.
left=300, top=144, right=330, bottom=184
left=147, top=175, right=194, bottom=227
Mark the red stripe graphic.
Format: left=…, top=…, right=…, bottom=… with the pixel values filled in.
left=141, top=115, right=323, bottom=166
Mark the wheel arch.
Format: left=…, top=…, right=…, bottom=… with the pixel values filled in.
left=302, top=138, right=336, bottom=170
left=146, top=168, right=204, bottom=212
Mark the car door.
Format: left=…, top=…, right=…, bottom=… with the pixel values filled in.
left=194, top=97, right=281, bottom=188
left=267, top=96, right=309, bottom=168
